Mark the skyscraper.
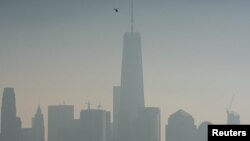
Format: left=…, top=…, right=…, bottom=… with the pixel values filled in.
left=227, top=111, right=240, bottom=124
left=166, top=110, right=198, bottom=141
left=117, top=32, right=145, bottom=141
left=80, top=108, right=111, bottom=141
left=1, top=87, right=22, bottom=141
left=48, top=105, right=74, bottom=141
left=32, top=106, right=45, bottom=141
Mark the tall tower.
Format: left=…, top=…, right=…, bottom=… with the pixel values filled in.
left=119, top=31, right=144, bottom=114
left=117, top=32, right=145, bottom=141
left=32, top=105, right=45, bottom=141
left=115, top=1, right=151, bottom=141
left=117, top=8, right=145, bottom=141
left=1, top=87, right=22, bottom=141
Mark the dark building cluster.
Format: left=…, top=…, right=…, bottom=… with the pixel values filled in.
left=0, top=88, right=44, bottom=141
left=165, top=108, right=240, bottom=141
left=166, top=110, right=211, bottom=141
left=0, top=32, right=240, bottom=141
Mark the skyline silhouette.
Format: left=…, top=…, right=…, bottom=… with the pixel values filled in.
left=1, top=1, right=250, bottom=141
left=0, top=87, right=241, bottom=141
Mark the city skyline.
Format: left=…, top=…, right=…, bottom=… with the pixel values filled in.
left=1, top=1, right=250, bottom=141
left=0, top=87, right=238, bottom=141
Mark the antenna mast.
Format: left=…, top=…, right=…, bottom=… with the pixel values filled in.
left=131, top=0, right=134, bottom=32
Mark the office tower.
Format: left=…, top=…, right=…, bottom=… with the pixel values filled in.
left=227, top=111, right=240, bottom=124
left=166, top=109, right=198, bottom=141
left=48, top=105, right=74, bottom=141
left=136, top=107, right=161, bottom=141
left=198, top=121, right=212, bottom=141
left=117, top=32, right=145, bottom=141
left=32, top=106, right=45, bottom=141
left=113, top=86, right=120, bottom=141
left=1, top=87, right=22, bottom=141
left=80, top=109, right=110, bottom=141
left=56, top=107, right=111, bottom=141
left=80, top=108, right=111, bottom=141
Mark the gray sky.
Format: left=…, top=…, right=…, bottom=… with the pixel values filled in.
left=1, top=0, right=250, bottom=140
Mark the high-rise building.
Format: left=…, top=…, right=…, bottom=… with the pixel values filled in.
left=198, top=121, right=212, bottom=141
left=117, top=32, right=145, bottom=141
left=227, top=111, right=240, bottom=124
left=80, top=108, right=111, bottom=141
left=48, top=105, right=74, bottom=141
left=136, top=107, right=161, bottom=141
left=166, top=109, right=198, bottom=141
left=55, top=106, right=111, bottom=141
left=32, top=106, right=45, bottom=141
left=1, top=87, right=22, bottom=141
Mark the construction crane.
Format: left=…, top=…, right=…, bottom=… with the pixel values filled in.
left=85, top=101, right=103, bottom=110
left=85, top=101, right=93, bottom=110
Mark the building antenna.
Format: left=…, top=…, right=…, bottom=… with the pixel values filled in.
left=131, top=0, right=134, bottom=32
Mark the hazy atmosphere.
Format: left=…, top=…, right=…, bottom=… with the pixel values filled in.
left=1, top=0, right=250, bottom=140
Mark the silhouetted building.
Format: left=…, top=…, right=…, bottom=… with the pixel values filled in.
left=22, top=128, right=34, bottom=141
left=198, top=121, right=212, bottom=141
left=20, top=106, right=45, bottom=141
left=136, top=107, right=161, bottom=141
left=1, top=87, right=22, bottom=141
left=56, top=107, right=111, bottom=141
left=227, top=110, right=240, bottom=124
left=117, top=32, right=145, bottom=141
left=113, top=86, right=120, bottom=141
left=166, top=109, right=198, bottom=141
left=57, top=119, right=81, bottom=141
left=48, top=105, right=74, bottom=141
left=32, top=106, right=45, bottom=141
left=80, top=108, right=111, bottom=141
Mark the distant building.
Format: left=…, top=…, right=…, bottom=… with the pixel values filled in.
left=136, top=107, right=161, bottom=141
left=113, top=86, right=120, bottom=141
left=227, top=111, right=240, bottom=124
left=20, top=105, right=45, bottom=141
left=117, top=32, right=145, bottom=141
left=80, top=108, right=111, bottom=141
left=1, top=87, right=22, bottom=141
left=166, top=109, right=198, bottom=141
left=48, top=105, right=74, bottom=141
left=57, top=119, right=81, bottom=141
left=21, top=128, right=34, bottom=141
left=32, top=106, right=45, bottom=141
left=47, top=104, right=111, bottom=141
left=198, top=121, right=212, bottom=141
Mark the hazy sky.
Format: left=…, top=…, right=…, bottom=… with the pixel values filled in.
left=1, top=0, right=250, bottom=140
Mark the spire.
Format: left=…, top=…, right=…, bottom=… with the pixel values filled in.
left=36, top=105, right=42, bottom=115
left=33, top=105, right=45, bottom=141
left=131, top=0, right=134, bottom=32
